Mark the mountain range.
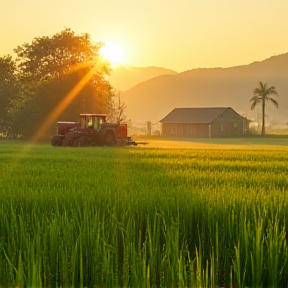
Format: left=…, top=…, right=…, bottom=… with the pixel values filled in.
left=109, top=53, right=288, bottom=123
left=108, top=66, right=177, bottom=91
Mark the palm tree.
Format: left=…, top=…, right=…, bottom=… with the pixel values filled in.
left=250, top=82, right=279, bottom=135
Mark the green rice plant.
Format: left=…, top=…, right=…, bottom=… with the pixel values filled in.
left=250, top=218, right=264, bottom=288
left=16, top=252, right=25, bottom=288
left=264, top=218, right=288, bottom=287
left=0, top=142, right=288, bottom=287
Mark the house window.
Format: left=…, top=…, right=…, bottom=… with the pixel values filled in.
left=171, top=125, right=177, bottom=134
left=234, top=122, right=239, bottom=132
left=221, top=122, right=224, bottom=131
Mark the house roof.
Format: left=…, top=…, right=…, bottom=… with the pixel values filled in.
left=160, top=107, right=233, bottom=124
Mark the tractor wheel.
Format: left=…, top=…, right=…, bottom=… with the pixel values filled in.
left=51, top=135, right=63, bottom=146
left=105, top=131, right=116, bottom=146
left=62, top=137, right=71, bottom=147
left=74, top=136, right=92, bottom=147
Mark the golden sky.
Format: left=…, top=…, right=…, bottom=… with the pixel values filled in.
left=1, top=0, right=287, bottom=72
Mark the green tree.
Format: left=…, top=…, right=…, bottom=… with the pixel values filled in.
left=11, top=66, right=114, bottom=139
left=0, top=55, right=19, bottom=135
left=250, top=82, right=279, bottom=135
left=11, top=28, right=113, bottom=139
left=14, top=28, right=107, bottom=82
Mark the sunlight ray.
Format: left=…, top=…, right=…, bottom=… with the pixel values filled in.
left=31, top=68, right=96, bottom=144
left=3, top=66, right=97, bottom=182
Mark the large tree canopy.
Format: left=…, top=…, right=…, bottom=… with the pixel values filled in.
left=14, top=28, right=108, bottom=82
left=4, top=28, right=115, bottom=140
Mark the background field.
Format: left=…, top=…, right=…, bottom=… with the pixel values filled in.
left=136, top=136, right=288, bottom=150
left=0, top=139, right=288, bottom=287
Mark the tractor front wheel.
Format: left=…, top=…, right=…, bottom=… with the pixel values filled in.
left=51, top=135, right=63, bottom=146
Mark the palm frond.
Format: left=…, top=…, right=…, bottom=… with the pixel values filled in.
left=253, top=88, right=262, bottom=95
left=250, top=96, right=260, bottom=102
left=267, top=85, right=276, bottom=91
left=250, top=101, right=258, bottom=110
left=259, top=81, right=266, bottom=91
left=269, top=98, right=279, bottom=108
left=267, top=89, right=278, bottom=96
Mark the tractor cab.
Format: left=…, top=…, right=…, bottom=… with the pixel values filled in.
left=79, top=114, right=107, bottom=131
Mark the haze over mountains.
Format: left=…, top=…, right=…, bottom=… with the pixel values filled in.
left=108, top=66, right=177, bottom=91
left=110, top=53, right=288, bottom=124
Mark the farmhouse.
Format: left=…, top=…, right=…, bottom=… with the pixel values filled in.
left=160, top=107, right=249, bottom=138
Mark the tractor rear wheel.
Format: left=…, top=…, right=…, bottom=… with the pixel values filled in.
left=105, top=131, right=116, bottom=146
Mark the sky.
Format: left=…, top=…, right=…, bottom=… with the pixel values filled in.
left=0, top=0, right=287, bottom=72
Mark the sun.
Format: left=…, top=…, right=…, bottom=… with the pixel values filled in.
left=99, top=41, right=125, bottom=66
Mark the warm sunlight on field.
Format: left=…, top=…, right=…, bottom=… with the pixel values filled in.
left=99, top=41, right=125, bottom=66
left=134, top=138, right=288, bottom=150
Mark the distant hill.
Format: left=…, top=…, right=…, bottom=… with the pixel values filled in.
left=121, top=53, right=288, bottom=123
left=108, top=66, right=177, bottom=91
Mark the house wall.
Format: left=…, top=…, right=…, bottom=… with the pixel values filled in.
left=161, top=123, right=209, bottom=138
left=210, top=120, right=241, bottom=137
left=161, top=108, right=249, bottom=138
left=211, top=109, right=246, bottom=137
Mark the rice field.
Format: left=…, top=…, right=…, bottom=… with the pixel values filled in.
left=0, top=139, right=288, bottom=288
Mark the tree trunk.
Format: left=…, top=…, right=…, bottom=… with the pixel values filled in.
left=261, top=99, right=266, bottom=135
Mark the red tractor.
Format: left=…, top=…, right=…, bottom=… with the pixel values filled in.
left=51, top=114, right=136, bottom=147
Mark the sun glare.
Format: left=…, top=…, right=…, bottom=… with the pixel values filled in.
left=99, top=41, right=125, bottom=66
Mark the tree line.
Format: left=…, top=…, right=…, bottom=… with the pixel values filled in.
left=0, top=28, right=122, bottom=140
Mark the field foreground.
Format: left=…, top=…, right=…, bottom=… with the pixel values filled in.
left=0, top=139, right=288, bottom=288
